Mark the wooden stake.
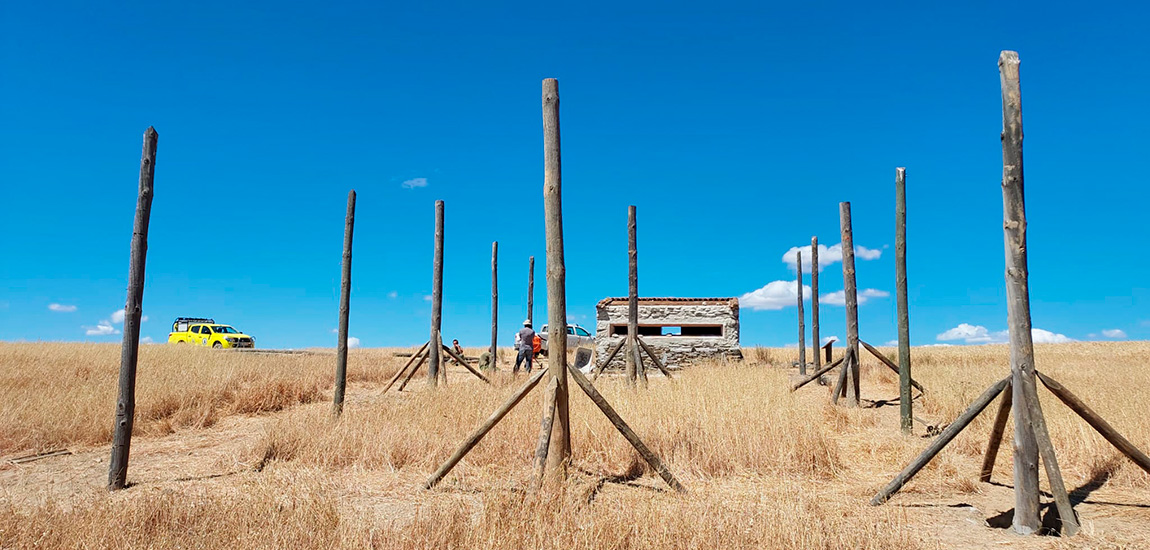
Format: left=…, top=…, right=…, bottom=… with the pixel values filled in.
left=333, top=190, right=356, bottom=417
left=895, top=167, right=912, bottom=434
left=441, top=343, right=492, bottom=384
left=398, top=352, right=428, bottom=392
left=999, top=50, right=1040, bottom=535
left=626, top=205, right=639, bottom=386
left=428, top=200, right=445, bottom=386
left=1036, top=371, right=1150, bottom=474
left=636, top=336, right=674, bottom=379
left=383, top=342, right=429, bottom=394
left=566, top=362, right=685, bottom=492
left=108, top=127, right=158, bottom=491
left=424, top=369, right=549, bottom=489
left=811, top=236, right=821, bottom=368
left=633, top=339, right=648, bottom=388
left=490, top=241, right=498, bottom=369
left=542, top=77, right=571, bottom=477
left=824, top=340, right=833, bottom=364
left=979, top=379, right=1013, bottom=482
left=860, top=341, right=926, bottom=393
left=832, top=350, right=850, bottom=405
left=797, top=250, right=806, bottom=375
left=1023, top=377, right=1080, bottom=535
left=591, top=339, right=625, bottom=382
left=790, top=356, right=844, bottom=392
left=839, top=202, right=860, bottom=407
left=870, top=376, right=1010, bottom=505
left=528, top=256, right=535, bottom=326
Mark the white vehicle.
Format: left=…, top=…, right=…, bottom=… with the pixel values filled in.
left=538, top=323, right=594, bottom=352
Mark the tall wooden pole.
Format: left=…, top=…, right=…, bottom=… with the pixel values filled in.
left=527, top=256, right=535, bottom=326
left=895, top=167, right=912, bottom=434
left=428, top=200, right=444, bottom=386
left=839, top=202, right=860, bottom=407
left=811, top=237, right=820, bottom=368
left=108, top=127, right=158, bottom=491
left=333, top=190, right=356, bottom=417
left=626, top=205, right=639, bottom=386
left=542, top=78, right=570, bottom=476
left=796, top=251, right=806, bottom=375
left=490, top=241, right=498, bottom=368
left=999, top=50, right=1041, bottom=535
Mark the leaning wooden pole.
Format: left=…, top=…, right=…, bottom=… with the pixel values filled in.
left=796, top=251, right=806, bottom=374
left=428, top=200, right=445, bottom=386
left=490, top=241, right=499, bottom=369
left=999, top=50, right=1041, bottom=535
left=541, top=77, right=571, bottom=477
left=979, top=380, right=1013, bottom=482
left=626, top=205, right=639, bottom=386
left=870, top=376, right=1010, bottom=505
left=527, top=256, right=535, bottom=326
left=108, top=126, right=158, bottom=491
left=333, top=190, right=356, bottom=417
left=895, top=168, right=912, bottom=434
left=1036, top=371, right=1150, bottom=474
left=382, top=342, right=430, bottom=394
left=811, top=236, right=821, bottom=368
left=839, top=202, right=860, bottom=407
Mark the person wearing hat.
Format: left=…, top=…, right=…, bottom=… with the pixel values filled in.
left=514, top=320, right=536, bottom=374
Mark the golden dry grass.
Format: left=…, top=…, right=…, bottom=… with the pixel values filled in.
left=1, top=341, right=1148, bottom=549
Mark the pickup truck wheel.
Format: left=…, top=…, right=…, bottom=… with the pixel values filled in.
left=212, top=341, right=223, bottom=349
left=176, top=340, right=186, bottom=344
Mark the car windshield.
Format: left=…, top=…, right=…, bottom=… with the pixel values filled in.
left=212, top=325, right=239, bottom=334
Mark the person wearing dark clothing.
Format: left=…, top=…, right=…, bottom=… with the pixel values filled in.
left=514, top=320, right=536, bottom=374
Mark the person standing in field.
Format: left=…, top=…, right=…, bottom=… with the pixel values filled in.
left=514, top=320, right=536, bottom=374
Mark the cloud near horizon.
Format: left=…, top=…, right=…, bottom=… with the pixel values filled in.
left=84, top=321, right=119, bottom=336
left=782, top=243, right=883, bottom=272
left=1101, top=329, right=1127, bottom=339
left=936, top=323, right=1074, bottom=344
left=48, top=303, right=77, bottom=312
left=738, top=280, right=811, bottom=311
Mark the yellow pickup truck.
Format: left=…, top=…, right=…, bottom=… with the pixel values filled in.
left=167, top=317, right=255, bottom=349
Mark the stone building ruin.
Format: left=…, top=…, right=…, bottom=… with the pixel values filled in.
left=594, top=297, right=742, bottom=370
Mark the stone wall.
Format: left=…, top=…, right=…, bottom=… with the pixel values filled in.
left=593, top=298, right=741, bottom=371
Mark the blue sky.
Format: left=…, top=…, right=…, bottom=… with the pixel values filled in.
left=2, top=1, right=1147, bottom=349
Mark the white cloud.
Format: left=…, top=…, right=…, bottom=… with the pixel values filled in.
left=48, top=303, right=77, bottom=312
left=1101, top=329, right=1127, bottom=339
left=331, top=328, right=339, bottom=333
left=347, top=337, right=361, bottom=348
left=819, top=288, right=890, bottom=306
left=84, top=321, right=120, bottom=336
left=401, top=177, right=428, bottom=189
left=738, top=280, right=811, bottom=311
left=821, top=336, right=839, bottom=345
left=423, top=295, right=433, bottom=302
left=782, top=243, right=883, bottom=272
left=141, top=336, right=153, bottom=344
left=937, top=323, right=1074, bottom=344
left=387, top=291, right=399, bottom=299
left=1031, top=328, right=1075, bottom=344
left=883, top=340, right=899, bottom=346
left=111, top=309, right=125, bottom=323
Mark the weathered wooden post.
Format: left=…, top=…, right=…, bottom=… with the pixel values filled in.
left=839, top=202, right=860, bottom=407
left=626, top=205, right=640, bottom=386
left=333, top=190, right=356, bottom=417
left=796, top=251, right=806, bottom=375
left=107, top=127, right=157, bottom=491
left=811, top=237, right=820, bottom=368
left=428, top=200, right=444, bottom=386
left=895, top=167, right=912, bottom=434
left=490, top=241, right=498, bottom=369
left=541, top=78, right=571, bottom=476
left=527, top=256, right=535, bottom=326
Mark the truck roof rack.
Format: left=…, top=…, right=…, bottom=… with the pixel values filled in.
left=174, top=317, right=214, bottom=324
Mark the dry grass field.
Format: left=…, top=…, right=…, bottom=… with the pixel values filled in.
left=1, top=341, right=1147, bottom=549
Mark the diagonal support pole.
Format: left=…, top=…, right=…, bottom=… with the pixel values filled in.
left=871, top=376, right=1010, bottom=505
left=860, top=341, right=927, bottom=394
left=424, top=368, right=549, bottom=490
left=383, top=342, right=430, bottom=394
left=566, top=361, right=685, bottom=492
left=790, top=356, right=844, bottom=392
left=636, top=336, right=674, bottom=379
left=979, top=379, right=1013, bottom=482
left=1036, top=371, right=1150, bottom=475
left=398, top=352, right=430, bottom=392
left=1020, top=372, right=1079, bottom=535
left=442, top=343, right=492, bottom=384
left=591, top=339, right=626, bottom=382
